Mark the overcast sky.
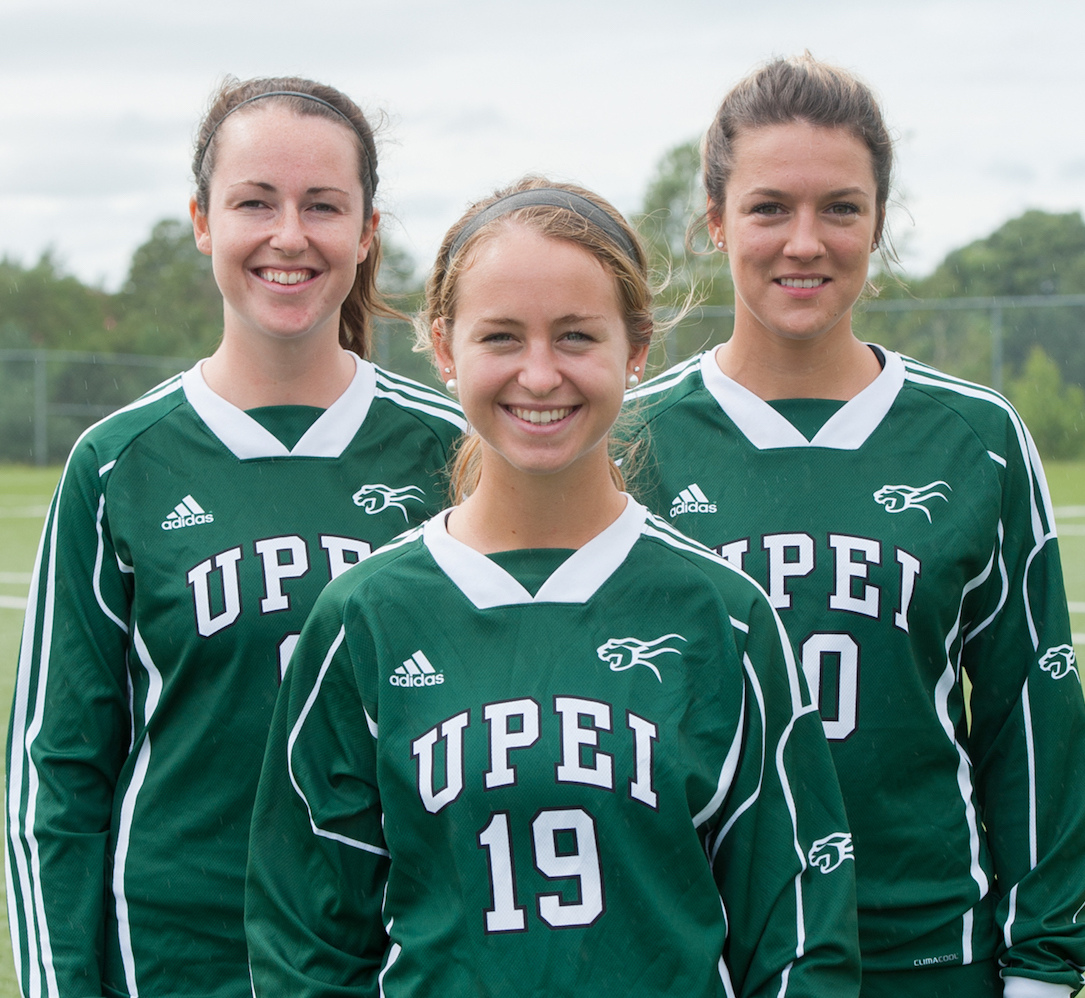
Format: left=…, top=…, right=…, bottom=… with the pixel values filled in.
left=1, top=0, right=1082, bottom=290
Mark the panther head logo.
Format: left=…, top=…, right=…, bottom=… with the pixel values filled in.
left=1039, top=644, right=1079, bottom=682
left=596, top=634, right=686, bottom=683
left=873, top=481, right=952, bottom=522
left=352, top=483, right=426, bottom=521
left=808, top=832, right=854, bottom=874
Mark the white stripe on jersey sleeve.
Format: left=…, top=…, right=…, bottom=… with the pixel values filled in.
left=8, top=379, right=185, bottom=998
left=707, top=671, right=765, bottom=863
left=287, top=626, right=389, bottom=857
left=70, top=375, right=185, bottom=471
left=934, top=552, right=997, bottom=902
left=1002, top=975, right=1076, bottom=998
left=6, top=490, right=58, bottom=998
left=377, top=937, right=402, bottom=998
left=902, top=360, right=1054, bottom=542
left=369, top=525, right=424, bottom=562
left=1022, top=679, right=1038, bottom=869
left=904, top=360, right=1057, bottom=652
left=92, top=494, right=128, bottom=634
left=692, top=682, right=747, bottom=833
left=373, top=367, right=463, bottom=412
left=934, top=660, right=990, bottom=900
left=641, top=514, right=809, bottom=713
left=964, top=521, right=1009, bottom=645
left=625, top=351, right=703, bottom=400
left=374, top=368, right=467, bottom=431
left=113, top=625, right=165, bottom=997
left=129, top=372, right=186, bottom=406
left=777, top=961, right=794, bottom=998
left=963, top=906, right=974, bottom=965
left=716, top=953, right=738, bottom=998
left=774, top=698, right=822, bottom=964
left=1004, top=884, right=1019, bottom=950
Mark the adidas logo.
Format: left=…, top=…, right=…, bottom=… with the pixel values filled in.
left=161, top=495, right=214, bottom=531
left=669, top=484, right=717, bottom=517
left=390, top=650, right=445, bottom=688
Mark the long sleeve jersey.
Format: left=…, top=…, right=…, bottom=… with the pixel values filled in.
left=6, top=357, right=464, bottom=998
left=246, top=498, right=861, bottom=997
left=625, top=346, right=1085, bottom=996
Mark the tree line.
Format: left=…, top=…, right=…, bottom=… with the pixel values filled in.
left=2, top=140, right=1084, bottom=459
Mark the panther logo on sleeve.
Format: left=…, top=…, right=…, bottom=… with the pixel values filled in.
left=1039, top=644, right=1079, bottom=682
left=873, top=482, right=951, bottom=522
left=807, top=832, right=855, bottom=874
left=596, top=634, right=686, bottom=683
left=352, top=483, right=426, bottom=520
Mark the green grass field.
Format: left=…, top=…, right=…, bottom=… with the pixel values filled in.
left=0, top=462, right=1082, bottom=995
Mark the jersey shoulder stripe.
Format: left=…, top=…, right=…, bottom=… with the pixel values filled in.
left=66, top=373, right=188, bottom=475
left=639, top=512, right=772, bottom=624
left=373, top=366, right=467, bottom=431
left=901, top=354, right=1019, bottom=426
left=900, top=356, right=1056, bottom=534
left=639, top=512, right=807, bottom=711
left=622, top=354, right=713, bottom=449
left=625, top=352, right=705, bottom=410
left=321, top=524, right=427, bottom=605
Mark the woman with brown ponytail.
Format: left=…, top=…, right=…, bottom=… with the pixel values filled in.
left=6, top=76, right=462, bottom=998
left=628, top=53, right=1085, bottom=998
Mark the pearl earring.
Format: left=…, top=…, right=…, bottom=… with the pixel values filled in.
left=444, top=378, right=457, bottom=395
left=716, top=241, right=725, bottom=250
left=626, top=366, right=641, bottom=389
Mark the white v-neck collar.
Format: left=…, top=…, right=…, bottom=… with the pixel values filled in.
left=182, top=353, right=376, bottom=459
left=423, top=496, right=647, bottom=608
left=699, top=345, right=905, bottom=450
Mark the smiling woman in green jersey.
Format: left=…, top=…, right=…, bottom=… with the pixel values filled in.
left=245, top=176, right=861, bottom=998
left=5, top=77, right=463, bottom=998
left=626, top=54, right=1085, bottom=998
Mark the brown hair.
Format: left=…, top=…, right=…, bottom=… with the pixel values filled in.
left=417, top=176, right=657, bottom=503
left=192, top=76, right=402, bottom=357
left=702, top=53, right=894, bottom=251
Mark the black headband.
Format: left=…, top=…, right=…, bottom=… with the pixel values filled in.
left=196, top=90, right=377, bottom=194
left=448, top=188, right=642, bottom=266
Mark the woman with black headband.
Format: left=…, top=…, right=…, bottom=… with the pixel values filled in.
left=6, top=77, right=463, bottom=998
left=245, top=176, right=861, bottom=997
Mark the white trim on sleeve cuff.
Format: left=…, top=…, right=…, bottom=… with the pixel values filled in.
left=1001, top=975, right=1074, bottom=998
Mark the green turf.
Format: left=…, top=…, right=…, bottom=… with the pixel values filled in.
left=1047, top=461, right=1085, bottom=666
left=0, top=465, right=58, bottom=998
left=1047, top=460, right=1085, bottom=503
left=0, top=462, right=1082, bottom=996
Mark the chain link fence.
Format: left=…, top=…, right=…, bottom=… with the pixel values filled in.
left=3, top=296, right=1083, bottom=465
left=655, top=293, right=1085, bottom=395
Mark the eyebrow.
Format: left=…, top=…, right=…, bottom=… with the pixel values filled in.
left=227, top=181, right=352, bottom=196
left=555, top=313, right=607, bottom=324
left=747, top=186, right=871, bottom=199
left=475, top=313, right=608, bottom=327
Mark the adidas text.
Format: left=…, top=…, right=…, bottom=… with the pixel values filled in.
left=670, top=500, right=716, bottom=517
left=390, top=673, right=445, bottom=687
left=162, top=512, right=214, bottom=531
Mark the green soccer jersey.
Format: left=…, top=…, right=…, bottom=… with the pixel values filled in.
left=626, top=346, right=1085, bottom=996
left=6, top=356, right=464, bottom=998
left=246, top=498, right=861, bottom=998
